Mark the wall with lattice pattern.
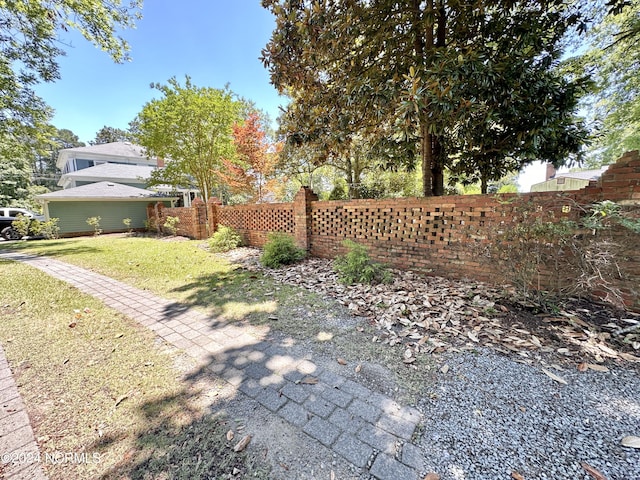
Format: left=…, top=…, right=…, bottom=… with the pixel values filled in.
left=217, top=203, right=295, bottom=246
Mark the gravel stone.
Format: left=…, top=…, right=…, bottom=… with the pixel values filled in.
left=417, top=350, right=640, bottom=480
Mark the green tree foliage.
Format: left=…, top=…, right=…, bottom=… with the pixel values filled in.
left=33, top=127, right=85, bottom=189
left=208, top=226, right=243, bottom=253
left=1, top=0, right=142, bottom=138
left=90, top=125, right=134, bottom=145
left=574, top=1, right=640, bottom=165
left=1, top=0, right=142, bottom=205
left=0, top=127, right=53, bottom=208
left=134, top=77, right=244, bottom=201
left=262, top=0, right=589, bottom=196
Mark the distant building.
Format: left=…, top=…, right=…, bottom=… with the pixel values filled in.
left=530, top=165, right=610, bottom=192
left=36, top=142, right=198, bottom=236
left=55, top=141, right=198, bottom=206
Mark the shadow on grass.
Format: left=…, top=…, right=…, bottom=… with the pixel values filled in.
left=0, top=239, right=100, bottom=257
left=167, top=269, right=284, bottom=323
left=91, top=333, right=318, bottom=480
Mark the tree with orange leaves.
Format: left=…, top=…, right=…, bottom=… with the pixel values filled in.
left=232, top=113, right=281, bottom=203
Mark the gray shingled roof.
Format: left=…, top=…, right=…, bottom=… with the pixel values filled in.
left=37, top=182, right=173, bottom=200
left=62, top=163, right=155, bottom=181
left=556, top=166, right=610, bottom=181
left=59, top=142, right=149, bottom=158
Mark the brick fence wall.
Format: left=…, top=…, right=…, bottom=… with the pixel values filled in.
left=147, top=151, right=640, bottom=309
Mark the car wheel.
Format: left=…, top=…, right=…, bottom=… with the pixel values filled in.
left=1, top=227, right=22, bottom=240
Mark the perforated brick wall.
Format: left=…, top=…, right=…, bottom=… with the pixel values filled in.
left=150, top=152, right=640, bottom=309
left=217, top=202, right=295, bottom=246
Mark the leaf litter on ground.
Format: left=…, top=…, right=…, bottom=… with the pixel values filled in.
left=225, top=249, right=640, bottom=370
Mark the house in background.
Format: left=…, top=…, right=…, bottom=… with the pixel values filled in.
left=36, top=142, right=197, bottom=236
left=530, top=164, right=610, bottom=192
left=56, top=141, right=198, bottom=206
left=38, top=182, right=177, bottom=236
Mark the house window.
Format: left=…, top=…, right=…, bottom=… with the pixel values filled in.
left=75, top=159, right=94, bottom=170
left=556, top=178, right=565, bottom=184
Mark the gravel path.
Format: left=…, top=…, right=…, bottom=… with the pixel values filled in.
left=416, top=349, right=639, bottom=480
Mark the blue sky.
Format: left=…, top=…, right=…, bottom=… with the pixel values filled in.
left=34, top=1, right=283, bottom=144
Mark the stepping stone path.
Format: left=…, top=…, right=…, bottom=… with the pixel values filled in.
left=0, top=343, right=47, bottom=480
left=0, top=252, right=427, bottom=479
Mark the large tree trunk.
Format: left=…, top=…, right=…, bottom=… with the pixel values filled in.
left=431, top=0, right=447, bottom=197
left=432, top=136, right=445, bottom=196
left=346, top=157, right=361, bottom=199
left=417, top=0, right=435, bottom=197
left=421, top=123, right=434, bottom=197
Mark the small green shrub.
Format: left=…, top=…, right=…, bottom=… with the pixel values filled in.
left=144, top=217, right=159, bottom=233
left=36, top=218, right=60, bottom=239
left=209, top=226, right=243, bottom=252
left=122, top=218, right=133, bottom=234
left=86, top=216, right=102, bottom=236
left=163, top=216, right=180, bottom=236
left=260, top=233, right=305, bottom=268
left=11, top=214, right=31, bottom=237
left=333, top=239, right=392, bottom=285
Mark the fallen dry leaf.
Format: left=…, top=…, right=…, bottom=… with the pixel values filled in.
left=355, top=364, right=362, bottom=373
left=580, top=462, right=608, bottom=480
left=621, top=436, right=640, bottom=449
left=337, top=358, right=347, bottom=365
left=233, top=434, right=251, bottom=452
left=424, top=474, right=441, bottom=480
left=440, top=364, right=450, bottom=374
left=511, top=472, right=525, bottom=480
left=577, top=362, right=588, bottom=372
left=114, top=394, right=128, bottom=407
left=542, top=368, right=568, bottom=385
left=300, top=376, right=318, bottom=385
left=226, top=430, right=234, bottom=441
left=586, top=364, right=609, bottom=373
left=619, top=352, right=640, bottom=363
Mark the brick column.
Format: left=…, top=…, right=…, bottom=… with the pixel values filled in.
left=293, top=186, right=318, bottom=251
left=154, top=202, right=165, bottom=233
left=207, top=197, right=222, bottom=234
left=191, top=198, right=207, bottom=239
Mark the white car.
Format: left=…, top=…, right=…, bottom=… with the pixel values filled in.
left=0, top=207, right=45, bottom=221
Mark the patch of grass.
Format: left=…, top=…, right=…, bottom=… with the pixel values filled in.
left=2, top=237, right=436, bottom=401
left=0, top=260, right=269, bottom=480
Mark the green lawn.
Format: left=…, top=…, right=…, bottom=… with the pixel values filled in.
left=0, top=258, right=269, bottom=479
left=2, top=236, right=343, bottom=337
